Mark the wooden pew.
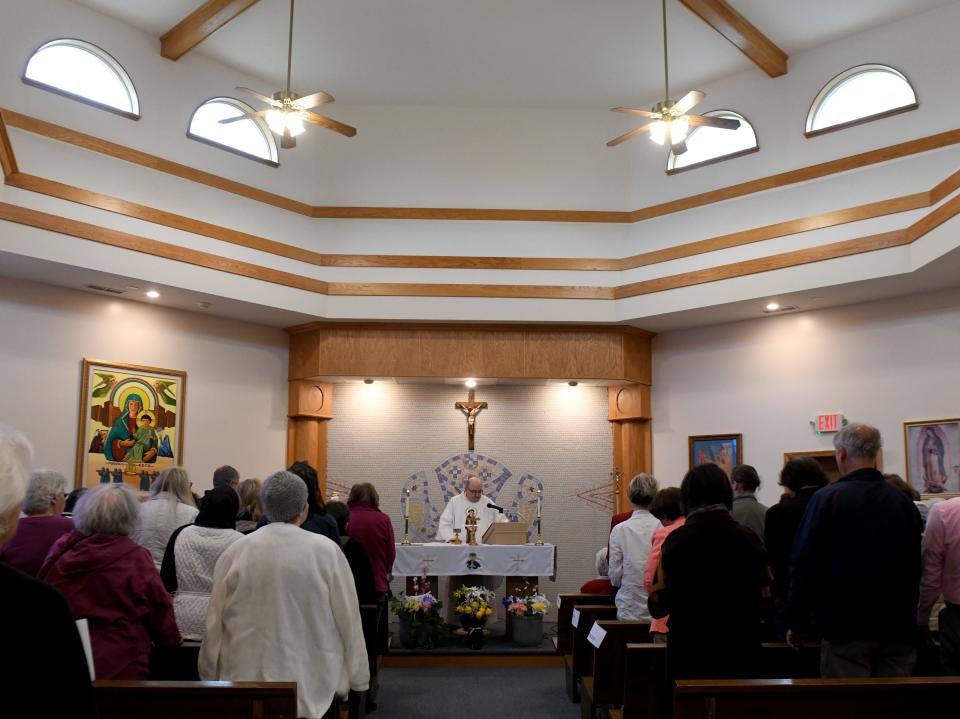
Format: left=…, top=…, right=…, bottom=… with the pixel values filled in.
left=566, top=603, right=618, bottom=702
left=615, top=642, right=820, bottom=719
left=673, top=676, right=960, bottom=719
left=148, top=641, right=201, bottom=680
left=556, top=592, right=614, bottom=654
left=579, top=620, right=651, bottom=719
left=93, top=680, right=298, bottom=719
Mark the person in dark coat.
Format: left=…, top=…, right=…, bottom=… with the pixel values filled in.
left=649, top=462, right=770, bottom=681
left=764, top=456, right=828, bottom=639
left=0, top=425, right=96, bottom=717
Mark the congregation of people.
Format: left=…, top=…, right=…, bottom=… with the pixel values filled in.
left=0, top=424, right=394, bottom=719
left=589, top=422, right=959, bottom=682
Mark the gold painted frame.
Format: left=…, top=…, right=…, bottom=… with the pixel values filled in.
left=74, top=358, right=186, bottom=490
left=903, top=418, right=960, bottom=499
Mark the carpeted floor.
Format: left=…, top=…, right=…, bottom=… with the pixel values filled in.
left=372, top=666, right=579, bottom=719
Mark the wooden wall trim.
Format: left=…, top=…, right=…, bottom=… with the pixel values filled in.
left=1, top=187, right=958, bottom=302
left=3, top=107, right=958, bottom=225
left=5, top=169, right=953, bottom=275
left=286, top=321, right=655, bottom=337
left=679, top=0, right=788, bottom=78
left=160, top=0, right=263, bottom=61
left=0, top=113, right=18, bottom=176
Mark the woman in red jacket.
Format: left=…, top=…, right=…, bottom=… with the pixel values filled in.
left=40, top=483, right=181, bottom=679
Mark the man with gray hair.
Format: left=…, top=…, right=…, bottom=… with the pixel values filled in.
left=0, top=469, right=74, bottom=576
left=609, top=473, right=661, bottom=620
left=201, top=471, right=369, bottom=719
left=788, top=423, right=923, bottom=677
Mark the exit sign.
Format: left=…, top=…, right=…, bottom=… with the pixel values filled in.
left=814, top=413, right=844, bottom=433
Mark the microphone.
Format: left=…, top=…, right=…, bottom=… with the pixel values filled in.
left=487, top=502, right=505, bottom=513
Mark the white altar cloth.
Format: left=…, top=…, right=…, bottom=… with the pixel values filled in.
left=393, top=543, right=556, bottom=578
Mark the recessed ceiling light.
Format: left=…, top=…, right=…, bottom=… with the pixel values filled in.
left=765, top=302, right=780, bottom=311
left=197, top=301, right=212, bottom=309
left=363, top=379, right=374, bottom=385
left=145, top=290, right=160, bottom=299
left=568, top=381, right=579, bottom=387
left=465, top=378, right=477, bottom=389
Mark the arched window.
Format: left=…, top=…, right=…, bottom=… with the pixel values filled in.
left=187, top=97, right=279, bottom=166
left=666, top=111, right=758, bottom=174
left=23, top=39, right=139, bottom=118
left=805, top=64, right=917, bottom=137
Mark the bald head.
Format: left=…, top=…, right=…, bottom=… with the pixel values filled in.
left=464, top=476, right=483, bottom=503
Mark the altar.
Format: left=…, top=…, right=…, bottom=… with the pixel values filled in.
left=393, top=542, right=556, bottom=579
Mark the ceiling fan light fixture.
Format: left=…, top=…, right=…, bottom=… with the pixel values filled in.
left=649, top=119, right=668, bottom=145
left=670, top=116, right=689, bottom=144
left=266, top=109, right=305, bottom=138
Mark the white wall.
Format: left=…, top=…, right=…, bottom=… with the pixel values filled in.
left=651, top=287, right=960, bottom=507
left=327, top=382, right=614, bottom=605
left=0, top=277, right=289, bottom=491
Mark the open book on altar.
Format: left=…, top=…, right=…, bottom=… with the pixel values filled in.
left=482, top=521, right=530, bottom=545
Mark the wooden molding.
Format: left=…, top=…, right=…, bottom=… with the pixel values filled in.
left=0, top=114, right=17, bottom=177
left=287, top=321, right=654, bottom=337
left=608, top=384, right=652, bottom=421
left=803, top=103, right=919, bottom=139
left=679, top=0, right=788, bottom=77
left=160, top=0, right=263, bottom=60
left=326, top=282, right=614, bottom=300
left=288, top=380, right=333, bottom=419
left=4, top=108, right=959, bottom=225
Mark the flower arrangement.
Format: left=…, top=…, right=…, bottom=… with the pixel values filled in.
left=502, top=592, right=551, bottom=617
left=389, top=576, right=445, bottom=648
left=453, top=585, right=496, bottom=627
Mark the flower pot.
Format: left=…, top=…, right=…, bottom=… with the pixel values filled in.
left=397, top=615, right=418, bottom=649
left=512, top=614, right=543, bottom=646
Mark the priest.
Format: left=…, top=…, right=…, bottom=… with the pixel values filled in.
left=436, top=475, right=507, bottom=542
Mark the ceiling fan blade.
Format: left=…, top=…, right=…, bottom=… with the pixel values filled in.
left=671, top=90, right=705, bottom=116
left=303, top=111, right=357, bottom=138
left=236, top=86, right=280, bottom=106
left=295, top=91, right=335, bottom=109
left=606, top=124, right=653, bottom=147
left=611, top=107, right=660, bottom=118
left=218, top=110, right=270, bottom=125
left=671, top=140, right=688, bottom=155
left=686, top=114, right=741, bottom=131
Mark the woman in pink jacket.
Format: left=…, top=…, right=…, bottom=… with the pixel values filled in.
left=644, top=487, right=685, bottom=642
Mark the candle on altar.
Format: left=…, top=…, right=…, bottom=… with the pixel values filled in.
left=403, top=488, right=411, bottom=519
left=537, top=490, right=542, bottom=518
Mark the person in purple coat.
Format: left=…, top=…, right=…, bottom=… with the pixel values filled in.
left=0, top=468, right=74, bottom=576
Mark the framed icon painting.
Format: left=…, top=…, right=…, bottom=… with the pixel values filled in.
left=689, top=434, right=743, bottom=478
left=904, top=418, right=960, bottom=498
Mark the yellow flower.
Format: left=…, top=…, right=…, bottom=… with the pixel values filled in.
left=471, top=601, right=479, bottom=609
left=464, top=606, right=473, bottom=614
left=485, top=608, right=493, bottom=617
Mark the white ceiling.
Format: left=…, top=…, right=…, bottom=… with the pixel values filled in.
left=71, top=0, right=956, bottom=108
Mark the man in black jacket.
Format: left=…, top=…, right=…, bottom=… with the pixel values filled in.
left=649, top=463, right=770, bottom=680
left=788, top=423, right=923, bottom=677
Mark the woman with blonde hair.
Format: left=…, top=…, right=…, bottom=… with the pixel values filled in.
left=135, top=466, right=198, bottom=568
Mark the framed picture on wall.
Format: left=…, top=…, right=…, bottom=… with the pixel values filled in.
left=689, top=434, right=743, bottom=477
left=904, top=418, right=960, bottom=498
left=75, top=359, right=186, bottom=491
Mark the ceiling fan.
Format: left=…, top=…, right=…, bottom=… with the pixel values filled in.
left=607, top=0, right=739, bottom=154
left=220, top=0, right=356, bottom=149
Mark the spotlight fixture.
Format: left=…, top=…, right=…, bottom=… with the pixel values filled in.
left=567, top=381, right=579, bottom=387
left=145, top=290, right=160, bottom=299
left=765, top=302, right=780, bottom=311
left=465, top=378, right=477, bottom=389
left=363, top=379, right=374, bottom=385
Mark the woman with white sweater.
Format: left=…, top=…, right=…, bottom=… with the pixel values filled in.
left=135, top=467, right=198, bottom=568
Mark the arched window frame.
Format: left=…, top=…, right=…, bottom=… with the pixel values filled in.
left=186, top=97, right=280, bottom=167
left=665, top=110, right=759, bottom=175
left=805, top=63, right=917, bottom=138
left=22, top=38, right=140, bottom=120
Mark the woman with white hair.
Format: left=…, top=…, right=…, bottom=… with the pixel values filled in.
left=608, top=472, right=662, bottom=621
left=40, top=483, right=181, bottom=679
left=0, top=468, right=74, bottom=576
left=0, top=426, right=96, bottom=716
left=201, top=470, right=369, bottom=719
left=135, top=466, right=198, bottom=568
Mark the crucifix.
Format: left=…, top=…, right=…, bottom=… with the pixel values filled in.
left=455, top=389, right=488, bottom=451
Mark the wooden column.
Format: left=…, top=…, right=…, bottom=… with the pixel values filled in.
left=609, top=384, right=652, bottom=511
left=287, top=380, right=333, bottom=495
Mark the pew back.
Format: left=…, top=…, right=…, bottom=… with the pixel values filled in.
left=556, top=592, right=613, bottom=654
left=590, top=620, right=652, bottom=705
left=93, top=680, right=298, bottom=719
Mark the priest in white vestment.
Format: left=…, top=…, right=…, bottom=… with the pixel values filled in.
left=436, top=475, right=508, bottom=542
left=199, top=471, right=369, bottom=719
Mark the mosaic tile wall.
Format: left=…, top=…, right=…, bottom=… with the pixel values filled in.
left=326, top=382, right=615, bottom=617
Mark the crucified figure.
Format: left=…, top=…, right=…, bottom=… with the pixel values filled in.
left=455, top=389, right=488, bottom=451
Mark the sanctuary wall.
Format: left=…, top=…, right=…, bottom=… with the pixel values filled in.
left=327, top=382, right=615, bottom=612
left=652, top=287, right=960, bottom=507
left=0, top=277, right=289, bottom=489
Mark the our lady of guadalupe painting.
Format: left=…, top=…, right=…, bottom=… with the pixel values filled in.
left=75, top=359, right=186, bottom=490
left=904, top=418, right=960, bottom=498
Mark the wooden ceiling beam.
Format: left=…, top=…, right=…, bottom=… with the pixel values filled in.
left=160, top=0, right=262, bottom=61
left=678, top=0, right=788, bottom=78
